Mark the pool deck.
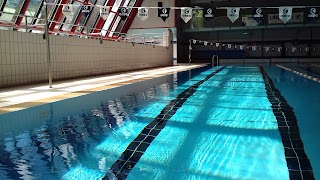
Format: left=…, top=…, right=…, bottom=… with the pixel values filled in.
left=0, top=64, right=206, bottom=115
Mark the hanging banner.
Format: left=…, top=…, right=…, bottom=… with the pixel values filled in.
left=278, top=47, right=282, bottom=52
left=100, top=7, right=110, bottom=20
left=193, top=39, right=197, bottom=44
left=306, top=47, right=310, bottom=52
left=227, top=8, right=240, bottom=23
left=203, top=7, right=215, bottom=21
left=216, top=43, right=220, bottom=47
left=279, top=7, right=293, bottom=24
left=307, top=8, right=319, bottom=23
left=158, top=8, right=170, bottom=22
left=138, top=7, right=148, bottom=21
left=118, top=7, right=129, bottom=20
left=81, top=5, right=91, bottom=17
left=253, top=8, right=263, bottom=25
left=228, top=44, right=232, bottom=48
left=252, top=46, right=257, bottom=51
left=265, top=47, right=270, bottom=52
left=181, top=7, right=193, bottom=23
left=292, top=47, right=296, bottom=52
left=62, top=4, right=73, bottom=19
left=268, top=12, right=303, bottom=24
left=204, top=41, right=208, bottom=46
left=240, top=45, right=244, bottom=50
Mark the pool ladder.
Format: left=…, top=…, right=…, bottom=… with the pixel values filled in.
left=212, top=55, right=219, bottom=67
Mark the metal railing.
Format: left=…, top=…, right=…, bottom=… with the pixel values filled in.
left=0, top=10, right=167, bottom=46
left=212, top=55, right=219, bottom=67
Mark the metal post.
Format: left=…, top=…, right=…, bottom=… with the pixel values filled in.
left=25, top=16, right=28, bottom=32
left=44, top=1, right=52, bottom=88
left=189, top=39, right=192, bottom=64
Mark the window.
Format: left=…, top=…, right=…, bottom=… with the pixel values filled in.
left=82, top=0, right=107, bottom=34
left=22, top=0, right=43, bottom=24
left=0, top=0, right=26, bottom=23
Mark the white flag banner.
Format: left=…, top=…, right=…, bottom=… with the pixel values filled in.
left=62, top=4, right=73, bottom=19
left=138, top=7, right=149, bottom=21
left=279, top=7, right=293, bottom=24
left=181, top=7, right=193, bottom=23
left=234, top=45, right=238, bottom=49
left=240, top=45, right=244, bottom=50
left=278, top=47, right=282, bottom=52
left=210, top=43, right=213, bottom=46
left=227, top=8, right=240, bottom=23
left=252, top=46, right=257, bottom=51
left=216, top=43, right=220, bottom=47
left=306, top=47, right=310, bottom=52
left=100, top=7, right=110, bottom=20
left=292, top=47, right=296, bottom=52
left=228, top=44, right=232, bottom=48
left=265, top=47, right=270, bottom=52
left=204, top=41, right=208, bottom=46
left=193, top=40, right=197, bottom=44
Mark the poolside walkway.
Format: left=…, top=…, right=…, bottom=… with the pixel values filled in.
left=0, top=64, right=206, bottom=115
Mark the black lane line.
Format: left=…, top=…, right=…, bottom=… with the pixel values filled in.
left=102, top=66, right=227, bottom=180
left=259, top=67, right=315, bottom=180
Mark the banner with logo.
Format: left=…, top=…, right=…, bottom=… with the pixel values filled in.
left=279, top=7, right=293, bottom=24
left=81, top=5, right=91, bottom=17
left=203, top=7, right=215, bottom=21
left=158, top=8, right=170, bottom=22
left=307, top=7, right=319, bottom=23
left=253, top=8, right=263, bottom=25
left=181, top=7, right=192, bottom=23
left=100, top=7, right=110, bottom=20
left=118, top=7, right=129, bottom=20
left=268, top=12, right=303, bottom=24
left=138, top=7, right=148, bottom=21
left=62, top=5, right=73, bottom=19
left=227, top=8, right=240, bottom=23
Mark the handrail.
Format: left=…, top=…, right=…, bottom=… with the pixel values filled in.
left=0, top=11, right=167, bottom=47
left=212, top=55, right=219, bottom=67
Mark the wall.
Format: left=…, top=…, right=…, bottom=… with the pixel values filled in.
left=0, top=29, right=173, bottom=88
left=178, top=26, right=320, bottom=62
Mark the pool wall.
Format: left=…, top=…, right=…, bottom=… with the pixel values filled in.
left=0, top=29, right=173, bottom=88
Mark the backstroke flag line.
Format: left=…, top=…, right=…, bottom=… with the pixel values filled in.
left=100, top=7, right=110, bottom=20
left=158, top=8, right=170, bottom=22
left=181, top=7, right=193, bottom=23
left=279, top=7, right=293, bottom=24
left=227, top=8, right=240, bottom=23
left=138, top=7, right=149, bottom=21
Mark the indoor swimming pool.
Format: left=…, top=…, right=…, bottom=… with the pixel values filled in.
left=0, top=65, right=319, bottom=180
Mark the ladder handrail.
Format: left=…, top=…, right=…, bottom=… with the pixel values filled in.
left=212, top=55, right=219, bottom=67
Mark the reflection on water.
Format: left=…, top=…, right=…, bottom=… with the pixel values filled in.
left=0, top=66, right=211, bottom=180
left=127, top=67, right=289, bottom=180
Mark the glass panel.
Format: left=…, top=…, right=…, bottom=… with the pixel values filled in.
left=31, top=0, right=57, bottom=33
left=61, top=1, right=81, bottom=31
left=113, top=0, right=136, bottom=36
left=82, top=0, right=107, bottom=34
left=75, top=0, right=97, bottom=33
left=22, top=0, right=43, bottom=24
left=0, top=0, right=26, bottom=23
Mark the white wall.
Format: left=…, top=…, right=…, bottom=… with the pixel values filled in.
left=0, top=30, right=173, bottom=88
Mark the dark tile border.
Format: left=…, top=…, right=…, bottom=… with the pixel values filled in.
left=259, top=67, right=315, bottom=180
left=102, top=66, right=227, bottom=179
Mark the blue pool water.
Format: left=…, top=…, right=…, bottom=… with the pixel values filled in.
left=0, top=65, right=318, bottom=180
